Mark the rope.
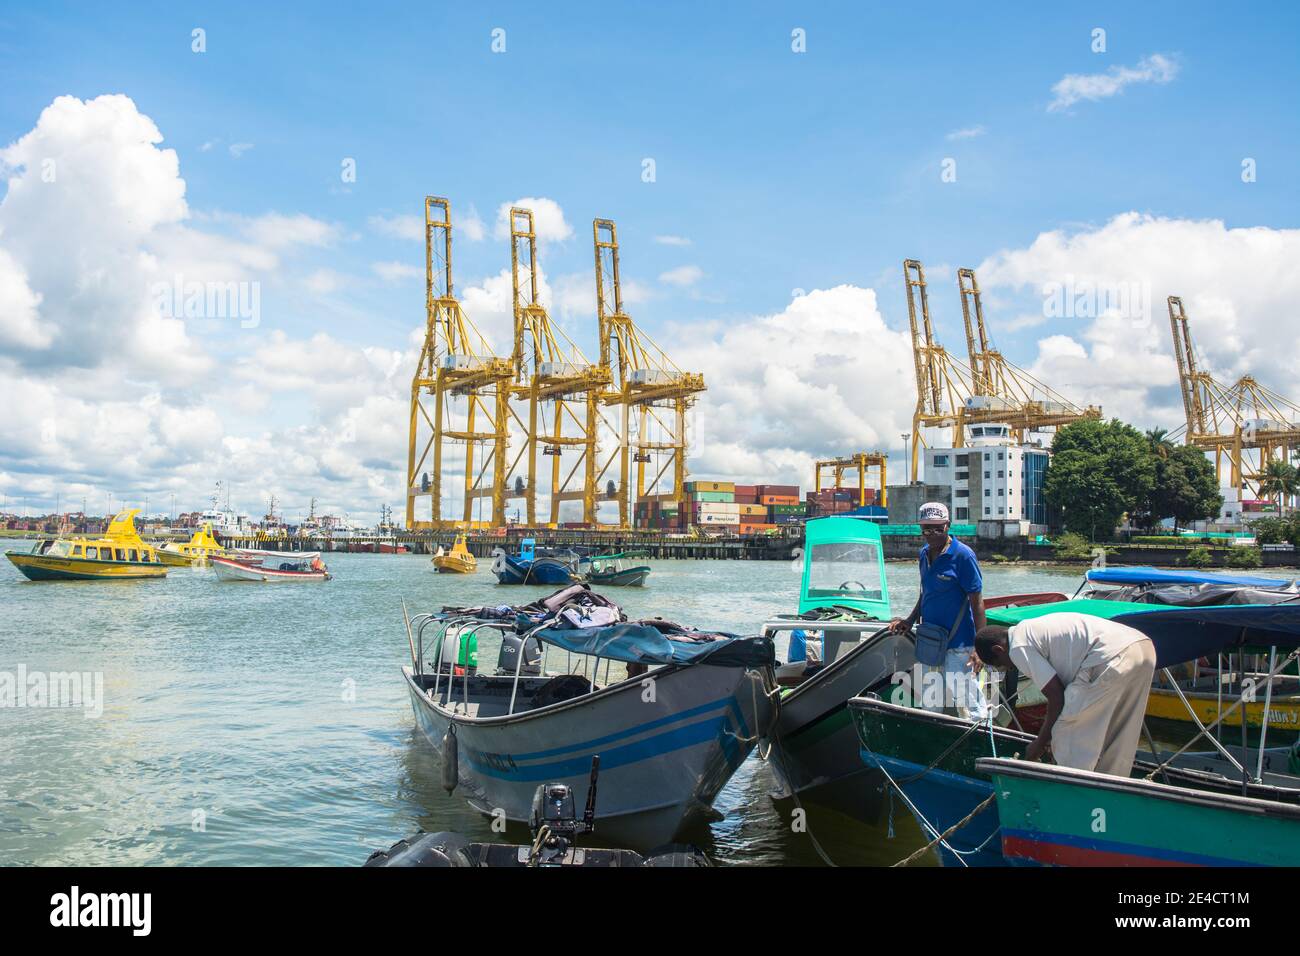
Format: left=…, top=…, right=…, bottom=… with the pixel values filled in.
left=891, top=791, right=999, bottom=867
left=526, top=823, right=552, bottom=866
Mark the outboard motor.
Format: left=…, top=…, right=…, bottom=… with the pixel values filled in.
left=496, top=633, right=543, bottom=676
left=523, top=756, right=600, bottom=865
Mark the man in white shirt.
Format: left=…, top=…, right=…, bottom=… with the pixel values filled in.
left=973, top=613, right=1157, bottom=776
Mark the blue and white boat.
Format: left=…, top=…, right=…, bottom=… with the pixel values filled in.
left=402, top=587, right=777, bottom=849
left=491, top=538, right=582, bottom=586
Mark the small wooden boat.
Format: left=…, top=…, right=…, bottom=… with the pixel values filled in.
left=980, top=756, right=1300, bottom=867
left=5, top=510, right=168, bottom=581
left=433, top=535, right=477, bottom=574
left=578, top=551, right=650, bottom=587
left=212, top=551, right=331, bottom=582
left=156, top=522, right=228, bottom=567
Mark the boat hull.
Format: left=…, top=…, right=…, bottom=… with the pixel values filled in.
left=982, top=758, right=1300, bottom=867
left=849, top=698, right=1016, bottom=866
left=211, top=557, right=330, bottom=582
left=493, top=555, right=578, bottom=586
left=403, top=662, right=772, bottom=849
left=767, top=628, right=913, bottom=811
left=433, top=555, right=477, bottom=574
left=6, top=551, right=167, bottom=581
left=587, top=567, right=651, bottom=587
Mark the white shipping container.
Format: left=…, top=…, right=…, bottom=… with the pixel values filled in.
left=694, top=502, right=740, bottom=515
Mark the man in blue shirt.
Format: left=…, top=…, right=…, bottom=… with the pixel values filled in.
left=887, top=502, right=988, bottom=717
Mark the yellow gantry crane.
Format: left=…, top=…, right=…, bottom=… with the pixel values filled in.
left=503, top=207, right=611, bottom=525
left=814, top=452, right=888, bottom=507
left=406, top=197, right=515, bottom=529
left=593, top=219, right=706, bottom=527
left=904, top=259, right=1100, bottom=480
left=1168, top=295, right=1300, bottom=499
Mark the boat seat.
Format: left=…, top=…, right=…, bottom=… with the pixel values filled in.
left=530, top=674, right=595, bottom=708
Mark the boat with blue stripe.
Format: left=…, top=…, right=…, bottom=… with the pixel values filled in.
left=401, top=587, right=776, bottom=849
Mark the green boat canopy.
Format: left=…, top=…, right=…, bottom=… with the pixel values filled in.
left=799, top=516, right=890, bottom=619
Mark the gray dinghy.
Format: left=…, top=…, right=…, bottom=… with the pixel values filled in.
left=402, top=588, right=777, bottom=850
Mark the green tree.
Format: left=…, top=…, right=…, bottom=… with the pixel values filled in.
left=1137, top=444, right=1223, bottom=530
left=1145, top=428, right=1175, bottom=460
left=1044, top=419, right=1157, bottom=540
left=1258, top=459, right=1299, bottom=517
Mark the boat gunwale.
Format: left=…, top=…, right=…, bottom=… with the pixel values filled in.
left=977, top=755, right=1300, bottom=820
left=402, top=659, right=749, bottom=731
left=765, top=621, right=897, bottom=709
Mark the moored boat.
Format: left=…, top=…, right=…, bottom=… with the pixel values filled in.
left=156, top=522, right=228, bottom=567
left=979, top=756, right=1300, bottom=867
left=212, top=551, right=331, bottom=582
left=491, top=538, right=581, bottom=585
left=433, top=534, right=477, bottom=574
left=578, top=551, right=651, bottom=587
left=402, top=585, right=776, bottom=849
left=5, top=509, right=168, bottom=581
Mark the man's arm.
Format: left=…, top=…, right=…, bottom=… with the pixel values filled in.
left=968, top=590, right=985, bottom=631
left=889, top=596, right=922, bottom=633
left=1025, top=676, right=1064, bottom=761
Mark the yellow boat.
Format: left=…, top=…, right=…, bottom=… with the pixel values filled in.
left=1147, top=679, right=1300, bottom=737
left=156, top=522, right=228, bottom=567
left=5, top=509, right=168, bottom=581
left=432, top=535, right=477, bottom=574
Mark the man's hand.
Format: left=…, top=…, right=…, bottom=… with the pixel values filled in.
left=967, top=648, right=982, bottom=674
left=887, top=617, right=913, bottom=634
left=1024, top=736, right=1050, bottom=762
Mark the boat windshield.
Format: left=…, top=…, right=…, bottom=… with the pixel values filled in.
left=806, top=541, right=885, bottom=603
left=47, top=540, right=74, bottom=558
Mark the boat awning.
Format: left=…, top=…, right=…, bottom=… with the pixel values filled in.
left=531, top=621, right=775, bottom=668
left=987, top=598, right=1300, bottom=666
left=1085, top=565, right=1294, bottom=588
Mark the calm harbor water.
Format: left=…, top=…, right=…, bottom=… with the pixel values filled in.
left=0, top=552, right=1118, bottom=866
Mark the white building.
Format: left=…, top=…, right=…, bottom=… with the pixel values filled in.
left=923, top=424, right=1051, bottom=524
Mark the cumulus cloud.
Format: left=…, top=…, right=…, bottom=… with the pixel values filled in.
left=368, top=212, right=423, bottom=241
left=975, top=212, right=1300, bottom=430
left=494, top=197, right=572, bottom=242
left=673, top=286, right=916, bottom=486
left=1048, top=53, right=1179, bottom=112
left=373, top=260, right=422, bottom=282
left=946, top=125, right=986, bottom=141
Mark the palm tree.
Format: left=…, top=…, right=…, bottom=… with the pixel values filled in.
left=1145, top=428, right=1174, bottom=460
left=1258, top=459, right=1300, bottom=517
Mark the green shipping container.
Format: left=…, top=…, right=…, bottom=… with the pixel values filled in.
left=771, top=504, right=807, bottom=515
left=688, top=491, right=735, bottom=503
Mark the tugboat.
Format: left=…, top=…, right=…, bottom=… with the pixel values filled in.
left=490, top=538, right=581, bottom=585
left=432, top=534, right=477, bottom=574
left=5, top=509, right=168, bottom=581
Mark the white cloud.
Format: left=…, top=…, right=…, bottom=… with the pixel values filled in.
left=494, top=197, right=572, bottom=242
left=673, top=286, right=916, bottom=485
left=653, top=234, right=692, bottom=246
left=228, top=142, right=254, bottom=158
left=372, top=260, right=422, bottom=283
left=241, top=212, right=340, bottom=249
left=946, top=125, right=987, bottom=141
left=1048, top=53, right=1179, bottom=112
left=368, top=213, right=423, bottom=241
left=976, top=212, right=1300, bottom=429
left=304, top=269, right=346, bottom=294
left=461, top=205, right=486, bottom=242
left=659, top=264, right=703, bottom=287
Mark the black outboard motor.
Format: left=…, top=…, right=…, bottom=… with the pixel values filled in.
left=523, top=756, right=600, bottom=865
left=496, top=633, right=543, bottom=676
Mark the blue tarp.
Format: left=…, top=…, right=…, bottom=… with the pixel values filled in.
left=530, top=621, right=774, bottom=668
left=1086, top=565, right=1294, bottom=588
left=1112, top=604, right=1300, bottom=666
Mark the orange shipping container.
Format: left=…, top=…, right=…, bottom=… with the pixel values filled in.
left=761, top=495, right=800, bottom=506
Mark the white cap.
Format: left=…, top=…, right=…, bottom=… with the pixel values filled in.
left=918, top=501, right=950, bottom=524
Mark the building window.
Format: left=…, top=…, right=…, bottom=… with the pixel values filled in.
left=984, top=489, right=990, bottom=497
left=955, top=454, right=969, bottom=466
left=932, top=454, right=949, bottom=467
left=955, top=507, right=968, bottom=519
left=984, top=470, right=990, bottom=479
left=984, top=507, right=991, bottom=515
left=955, top=489, right=969, bottom=498
left=998, top=507, right=1005, bottom=515
left=998, top=488, right=1004, bottom=496
left=998, top=452, right=1004, bottom=461
left=956, top=471, right=968, bottom=481
left=998, top=470, right=1004, bottom=478
left=984, top=453, right=990, bottom=461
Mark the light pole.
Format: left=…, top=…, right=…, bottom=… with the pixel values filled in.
left=901, top=433, right=911, bottom=484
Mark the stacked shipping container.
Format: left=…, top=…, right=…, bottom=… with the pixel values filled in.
left=628, top=480, right=807, bottom=534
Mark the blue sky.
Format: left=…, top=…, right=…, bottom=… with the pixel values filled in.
left=1, top=2, right=1297, bottom=519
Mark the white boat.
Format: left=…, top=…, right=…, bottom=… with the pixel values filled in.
left=212, top=553, right=331, bottom=582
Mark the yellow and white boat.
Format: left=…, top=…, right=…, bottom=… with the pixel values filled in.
left=1147, top=674, right=1300, bottom=737
left=432, top=534, right=477, bottom=574
left=5, top=509, right=168, bottom=581
left=156, top=522, right=228, bottom=567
